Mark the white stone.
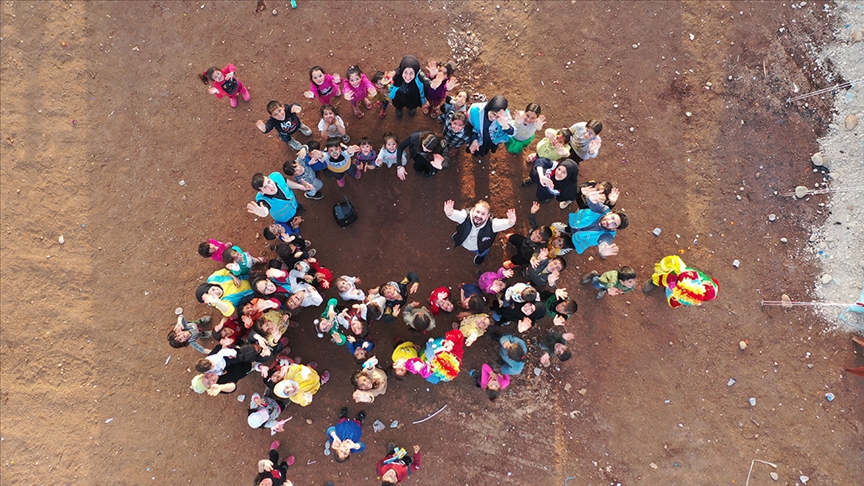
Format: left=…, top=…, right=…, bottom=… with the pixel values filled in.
left=821, top=274, right=833, bottom=284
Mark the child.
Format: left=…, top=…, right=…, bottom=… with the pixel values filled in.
left=568, top=119, right=603, bottom=161
left=540, top=288, right=578, bottom=326
left=375, top=133, right=409, bottom=180
left=370, top=70, right=393, bottom=118
left=335, top=275, right=365, bottom=301
left=478, top=267, right=515, bottom=295
left=197, top=238, right=232, bottom=262
left=577, top=181, right=618, bottom=210
left=546, top=223, right=575, bottom=259
left=321, top=137, right=361, bottom=188
left=538, top=330, right=575, bottom=367
left=253, top=440, right=295, bottom=486
left=389, top=55, right=430, bottom=119
left=391, top=339, right=420, bottom=378
left=167, top=314, right=213, bottom=354
left=457, top=283, right=486, bottom=315
left=582, top=266, right=637, bottom=299
left=315, top=298, right=348, bottom=345
left=346, top=335, right=374, bottom=362
left=438, top=91, right=468, bottom=118
left=469, top=363, right=510, bottom=401
left=402, top=301, right=436, bottom=333
left=199, top=64, right=250, bottom=108
left=247, top=393, right=290, bottom=435
left=530, top=127, right=572, bottom=162
left=263, top=217, right=303, bottom=243
left=377, top=443, right=422, bottom=485
left=355, top=137, right=378, bottom=172
left=440, top=111, right=472, bottom=169
left=309, top=259, right=332, bottom=290
left=194, top=346, right=238, bottom=375
left=326, top=407, right=367, bottom=462
left=342, top=65, right=376, bottom=119
left=527, top=248, right=567, bottom=289
left=505, top=103, right=545, bottom=154
left=255, top=101, right=313, bottom=151
left=428, top=286, right=454, bottom=316
left=368, top=271, right=420, bottom=322
left=499, top=334, right=527, bottom=376
left=303, top=65, right=341, bottom=105
left=503, top=282, right=538, bottom=308
left=222, top=245, right=266, bottom=279
left=423, top=60, right=458, bottom=118
left=456, top=313, right=492, bottom=347
left=283, top=149, right=324, bottom=200
left=351, top=358, right=388, bottom=403
left=317, top=104, right=350, bottom=144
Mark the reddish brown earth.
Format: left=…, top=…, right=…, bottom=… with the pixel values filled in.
left=1, top=1, right=862, bottom=485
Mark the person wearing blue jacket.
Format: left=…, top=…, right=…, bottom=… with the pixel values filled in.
left=388, top=55, right=430, bottom=119
left=466, top=95, right=516, bottom=159
left=246, top=172, right=313, bottom=224
left=499, top=334, right=527, bottom=376
left=565, top=186, right=628, bottom=258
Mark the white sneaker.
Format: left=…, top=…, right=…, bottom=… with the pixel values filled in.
left=287, top=138, right=302, bottom=150
left=298, top=124, right=312, bottom=137
left=559, top=200, right=573, bottom=209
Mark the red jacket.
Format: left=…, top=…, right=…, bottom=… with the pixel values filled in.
left=376, top=452, right=422, bottom=482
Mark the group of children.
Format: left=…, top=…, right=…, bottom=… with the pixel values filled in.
left=188, top=54, right=639, bottom=486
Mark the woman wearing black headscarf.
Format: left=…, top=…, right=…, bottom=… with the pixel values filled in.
left=388, top=55, right=430, bottom=119
left=466, top=95, right=516, bottom=159
left=527, top=157, right=580, bottom=207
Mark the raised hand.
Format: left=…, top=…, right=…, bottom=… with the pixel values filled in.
left=506, top=208, right=517, bottom=225
left=443, top=199, right=455, bottom=216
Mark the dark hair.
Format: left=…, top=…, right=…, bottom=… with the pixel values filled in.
left=525, top=102, right=541, bottom=115
left=251, top=277, right=270, bottom=295
left=559, top=300, right=578, bottom=315
left=614, top=210, right=629, bottom=230
left=309, top=65, right=325, bottom=81
left=412, top=313, right=431, bottom=332
left=434, top=60, right=455, bottom=77
left=195, top=358, right=213, bottom=373
left=167, top=330, right=189, bottom=348
left=506, top=343, right=526, bottom=362
left=334, top=453, right=350, bottom=463
left=282, top=160, right=296, bottom=176
left=553, top=257, right=567, bottom=272
left=263, top=226, right=278, bottom=241
left=538, top=226, right=553, bottom=242
left=450, top=111, right=467, bottom=123
left=358, top=136, right=372, bottom=147
left=419, top=132, right=441, bottom=154
left=520, top=287, right=537, bottom=303
left=382, top=132, right=398, bottom=144
left=250, top=173, right=266, bottom=191
left=486, top=388, right=500, bottom=401
left=221, top=248, right=237, bottom=264
left=307, top=140, right=321, bottom=151
left=199, top=67, right=218, bottom=84
left=198, top=241, right=213, bottom=258
left=371, top=71, right=386, bottom=85
left=350, top=320, right=369, bottom=338
left=465, top=294, right=485, bottom=313
left=558, top=349, right=572, bottom=361
left=346, top=65, right=362, bottom=80
left=325, top=137, right=343, bottom=149
left=597, top=181, right=614, bottom=196
left=350, top=369, right=364, bottom=388
left=559, top=128, right=573, bottom=144
left=366, top=303, right=383, bottom=321
left=266, top=100, right=282, bottom=115
left=586, top=119, right=603, bottom=135
left=618, top=266, right=637, bottom=281
left=383, top=482, right=397, bottom=486
left=320, top=103, right=338, bottom=117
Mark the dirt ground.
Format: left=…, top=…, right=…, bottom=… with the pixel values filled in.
left=1, top=1, right=862, bottom=485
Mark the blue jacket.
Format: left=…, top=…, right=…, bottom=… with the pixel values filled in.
left=255, top=172, right=298, bottom=223
left=467, top=102, right=514, bottom=145
left=499, top=334, right=527, bottom=375
left=567, top=203, right=616, bottom=254
left=388, top=77, right=427, bottom=105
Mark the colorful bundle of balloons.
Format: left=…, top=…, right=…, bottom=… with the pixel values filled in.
left=651, top=255, right=719, bottom=308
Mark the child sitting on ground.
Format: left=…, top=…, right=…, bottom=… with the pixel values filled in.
left=581, top=266, right=637, bottom=299
left=469, top=363, right=510, bottom=401
left=167, top=314, right=213, bottom=354
left=402, top=301, right=436, bottom=333
left=198, top=238, right=232, bottom=262
left=335, top=275, right=365, bottom=301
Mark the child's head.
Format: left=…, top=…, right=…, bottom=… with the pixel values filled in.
left=420, top=133, right=440, bottom=154
left=353, top=344, right=369, bottom=362
left=585, top=119, right=603, bottom=136
left=392, top=360, right=408, bottom=377
left=320, top=104, right=337, bottom=121
left=366, top=302, right=383, bottom=321
left=453, top=91, right=468, bottom=106
left=325, top=137, right=343, bottom=156
left=381, top=284, right=400, bottom=301
left=412, top=313, right=432, bottom=332
left=306, top=140, right=321, bottom=152
left=462, top=294, right=486, bottom=313
left=263, top=223, right=284, bottom=241
left=618, top=266, right=637, bottom=288
left=382, top=132, right=398, bottom=152
left=475, top=315, right=492, bottom=330
left=490, top=279, right=507, bottom=293
left=334, top=276, right=351, bottom=293
left=358, top=137, right=373, bottom=154
left=520, top=287, right=537, bottom=303
left=555, top=299, right=578, bottom=316
left=529, top=226, right=553, bottom=244
left=346, top=65, right=363, bottom=87
left=221, top=248, right=240, bottom=264
left=199, top=67, right=223, bottom=84
left=195, top=358, right=213, bottom=373
left=167, top=328, right=191, bottom=348
left=449, top=111, right=467, bottom=134
left=371, top=71, right=387, bottom=87
left=504, top=341, right=526, bottom=362
left=431, top=60, right=455, bottom=77
left=309, top=65, right=326, bottom=85
left=435, top=296, right=454, bottom=313
left=253, top=277, right=277, bottom=296
left=266, top=101, right=286, bottom=120
left=198, top=241, right=217, bottom=258
left=548, top=257, right=567, bottom=274
left=349, top=318, right=368, bottom=338
left=554, top=343, right=572, bottom=361
left=523, top=103, right=541, bottom=124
